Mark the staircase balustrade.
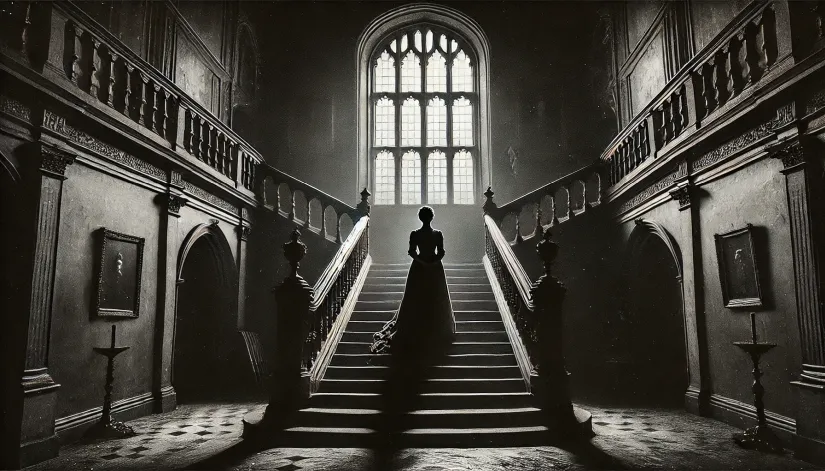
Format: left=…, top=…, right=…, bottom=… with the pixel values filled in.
left=260, top=189, right=370, bottom=427
left=484, top=164, right=604, bottom=246
left=483, top=190, right=576, bottom=422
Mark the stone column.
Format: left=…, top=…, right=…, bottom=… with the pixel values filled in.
left=668, top=172, right=711, bottom=415
left=236, top=207, right=252, bottom=329
left=9, top=143, right=75, bottom=468
left=772, top=141, right=825, bottom=463
left=152, top=171, right=186, bottom=413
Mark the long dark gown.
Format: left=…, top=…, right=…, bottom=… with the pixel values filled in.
left=370, top=227, right=456, bottom=355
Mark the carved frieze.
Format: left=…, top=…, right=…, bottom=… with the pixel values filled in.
left=805, top=87, right=825, bottom=115
left=691, top=103, right=795, bottom=173
left=41, top=110, right=166, bottom=181
left=617, top=168, right=680, bottom=215
left=668, top=181, right=693, bottom=211
left=181, top=180, right=238, bottom=214
left=0, top=95, right=31, bottom=122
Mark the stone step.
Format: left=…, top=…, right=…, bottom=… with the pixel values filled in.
left=330, top=353, right=517, bottom=367
left=319, top=377, right=525, bottom=394
left=292, top=406, right=543, bottom=429
left=345, top=320, right=504, bottom=334
left=333, top=341, right=514, bottom=355
left=358, top=291, right=494, bottom=302
left=372, top=263, right=483, bottom=269
left=370, top=268, right=487, bottom=277
left=348, top=310, right=501, bottom=322
left=309, top=391, right=533, bottom=410
left=362, top=283, right=493, bottom=293
left=354, top=299, right=497, bottom=311
left=341, top=331, right=507, bottom=344
left=323, top=365, right=522, bottom=380
left=366, top=276, right=489, bottom=285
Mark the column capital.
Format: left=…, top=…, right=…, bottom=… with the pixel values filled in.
left=771, top=141, right=807, bottom=172
left=236, top=224, right=251, bottom=241
left=165, top=193, right=187, bottom=217
left=668, top=180, right=693, bottom=211
left=25, top=143, right=76, bottom=180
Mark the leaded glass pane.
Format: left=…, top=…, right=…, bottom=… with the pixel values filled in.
left=425, top=30, right=433, bottom=52
left=452, top=97, right=473, bottom=146
left=451, top=50, right=473, bottom=92
left=401, top=98, right=421, bottom=147
left=427, top=97, right=447, bottom=147
left=454, top=150, right=474, bottom=204
left=414, top=30, right=423, bottom=52
left=439, top=34, right=448, bottom=52
left=400, top=34, right=408, bottom=52
left=401, top=51, right=421, bottom=93
left=374, top=97, right=395, bottom=146
left=401, top=151, right=421, bottom=204
left=427, top=151, right=447, bottom=204
left=426, top=50, right=446, bottom=93
left=374, top=51, right=395, bottom=93
left=375, top=151, right=395, bottom=205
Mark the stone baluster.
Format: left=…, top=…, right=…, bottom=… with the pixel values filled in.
left=288, top=189, right=296, bottom=221
left=262, top=229, right=313, bottom=428
left=193, top=115, right=203, bottom=160
left=90, top=38, right=103, bottom=100
left=64, top=21, right=83, bottom=85
left=107, top=52, right=119, bottom=109
left=302, top=197, right=311, bottom=230
left=150, top=83, right=161, bottom=135
left=335, top=212, right=342, bottom=243
left=533, top=202, right=544, bottom=239
left=124, top=64, right=135, bottom=118
left=514, top=213, right=524, bottom=244
left=137, top=73, right=149, bottom=127
left=320, top=205, right=327, bottom=238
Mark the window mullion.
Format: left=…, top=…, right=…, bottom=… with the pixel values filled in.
left=394, top=35, right=402, bottom=206
left=446, top=52, right=454, bottom=205
left=420, top=49, right=427, bottom=203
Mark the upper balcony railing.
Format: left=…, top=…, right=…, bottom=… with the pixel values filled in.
left=0, top=2, right=261, bottom=196
left=602, top=0, right=811, bottom=194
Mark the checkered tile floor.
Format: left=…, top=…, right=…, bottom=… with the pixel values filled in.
left=27, top=402, right=816, bottom=470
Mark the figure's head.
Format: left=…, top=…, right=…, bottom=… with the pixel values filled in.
left=418, top=206, right=434, bottom=223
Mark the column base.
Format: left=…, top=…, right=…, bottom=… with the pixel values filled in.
left=17, top=372, right=61, bottom=468
left=154, top=385, right=177, bottom=413
left=685, top=386, right=710, bottom=416
left=792, top=380, right=825, bottom=465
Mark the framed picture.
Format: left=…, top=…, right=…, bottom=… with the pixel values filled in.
left=94, top=228, right=145, bottom=318
left=714, top=224, right=763, bottom=309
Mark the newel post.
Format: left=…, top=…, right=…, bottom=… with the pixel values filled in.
left=356, top=187, right=371, bottom=221
left=482, top=186, right=497, bottom=216
left=530, top=231, right=576, bottom=428
left=262, top=229, right=314, bottom=427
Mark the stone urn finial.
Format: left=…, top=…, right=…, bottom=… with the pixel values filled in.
left=536, top=229, right=559, bottom=275
left=482, top=186, right=497, bottom=215
left=357, top=187, right=371, bottom=217
left=283, top=229, right=306, bottom=277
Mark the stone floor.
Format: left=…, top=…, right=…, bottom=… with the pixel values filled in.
left=28, top=401, right=817, bottom=471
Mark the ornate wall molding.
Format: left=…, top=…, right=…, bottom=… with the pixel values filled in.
left=0, top=95, right=32, bottom=122
left=39, top=146, right=77, bottom=178
left=773, top=142, right=806, bottom=170
left=181, top=180, right=238, bottom=214
left=41, top=110, right=166, bottom=181
left=616, top=161, right=686, bottom=215
left=805, top=87, right=825, bottom=115
left=690, top=103, right=795, bottom=173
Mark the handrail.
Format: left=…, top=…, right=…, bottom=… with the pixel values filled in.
left=258, top=164, right=357, bottom=217
left=301, top=216, right=370, bottom=372
left=311, top=217, right=369, bottom=310
left=484, top=215, right=534, bottom=310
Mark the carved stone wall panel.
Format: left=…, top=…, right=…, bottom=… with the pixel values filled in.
left=617, top=168, right=680, bottom=215
left=42, top=110, right=166, bottom=181
left=181, top=179, right=237, bottom=213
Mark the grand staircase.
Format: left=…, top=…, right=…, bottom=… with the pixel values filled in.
left=275, top=262, right=554, bottom=446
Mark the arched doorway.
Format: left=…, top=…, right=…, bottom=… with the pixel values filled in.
left=173, top=224, right=250, bottom=403
left=623, top=220, right=688, bottom=405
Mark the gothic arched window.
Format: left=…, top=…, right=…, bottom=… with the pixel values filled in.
left=369, top=26, right=480, bottom=205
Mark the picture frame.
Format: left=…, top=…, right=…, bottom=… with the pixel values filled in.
left=714, top=224, right=763, bottom=309
left=94, top=228, right=145, bottom=318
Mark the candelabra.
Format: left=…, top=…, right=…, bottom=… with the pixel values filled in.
left=85, top=325, right=136, bottom=439
left=732, top=312, right=782, bottom=453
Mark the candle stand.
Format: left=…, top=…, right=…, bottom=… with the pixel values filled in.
left=732, top=313, right=782, bottom=453
left=85, top=325, right=136, bottom=439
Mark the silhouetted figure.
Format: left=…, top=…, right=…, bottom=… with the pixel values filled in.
left=371, top=206, right=456, bottom=467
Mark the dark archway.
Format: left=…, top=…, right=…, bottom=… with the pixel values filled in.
left=173, top=224, right=250, bottom=403
left=622, top=220, right=688, bottom=405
